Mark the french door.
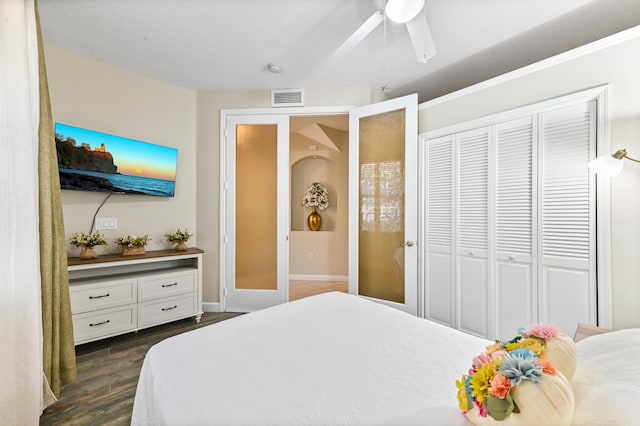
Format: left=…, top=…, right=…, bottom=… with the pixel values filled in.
left=221, top=96, right=419, bottom=315
left=222, top=115, right=289, bottom=312
left=348, top=94, right=419, bottom=315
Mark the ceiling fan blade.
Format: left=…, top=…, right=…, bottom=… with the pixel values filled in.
left=405, top=7, right=436, bottom=63
left=333, top=10, right=385, bottom=56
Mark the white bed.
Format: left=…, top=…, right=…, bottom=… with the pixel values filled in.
left=131, top=292, right=640, bottom=425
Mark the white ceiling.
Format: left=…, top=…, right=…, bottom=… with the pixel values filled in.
left=39, top=0, right=640, bottom=103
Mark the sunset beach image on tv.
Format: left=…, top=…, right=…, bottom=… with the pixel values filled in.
left=55, top=123, right=178, bottom=197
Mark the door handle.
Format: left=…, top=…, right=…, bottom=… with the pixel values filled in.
left=402, top=241, right=415, bottom=247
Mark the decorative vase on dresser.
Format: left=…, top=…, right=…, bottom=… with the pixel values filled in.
left=122, top=246, right=145, bottom=256
left=307, top=209, right=321, bottom=231
left=79, top=246, right=98, bottom=259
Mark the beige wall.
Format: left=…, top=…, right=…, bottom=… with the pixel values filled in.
left=197, top=88, right=374, bottom=303
left=419, top=33, right=640, bottom=329
left=46, top=45, right=373, bottom=304
left=45, top=37, right=640, bottom=325
left=45, top=45, right=198, bottom=256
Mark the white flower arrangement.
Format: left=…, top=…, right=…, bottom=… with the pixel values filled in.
left=115, top=234, right=150, bottom=247
left=302, top=182, right=329, bottom=210
left=166, top=228, right=193, bottom=244
left=69, top=230, right=107, bottom=248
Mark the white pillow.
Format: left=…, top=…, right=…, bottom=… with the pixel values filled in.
left=572, top=328, right=640, bottom=425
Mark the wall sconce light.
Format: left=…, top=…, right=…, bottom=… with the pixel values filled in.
left=587, top=148, right=640, bottom=176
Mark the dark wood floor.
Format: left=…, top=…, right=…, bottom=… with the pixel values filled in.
left=40, top=312, right=242, bottom=425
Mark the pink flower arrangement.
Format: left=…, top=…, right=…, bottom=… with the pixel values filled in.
left=525, top=324, right=559, bottom=340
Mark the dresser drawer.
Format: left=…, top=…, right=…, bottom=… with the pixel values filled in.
left=138, top=293, right=197, bottom=327
left=70, top=278, right=137, bottom=314
left=138, top=269, right=196, bottom=301
left=73, top=304, right=137, bottom=345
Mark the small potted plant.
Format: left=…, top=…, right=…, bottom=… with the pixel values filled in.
left=166, top=227, right=193, bottom=252
left=302, top=182, right=329, bottom=231
left=69, top=230, right=107, bottom=259
left=115, top=234, right=151, bottom=256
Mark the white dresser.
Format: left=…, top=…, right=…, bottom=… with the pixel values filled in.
left=68, top=248, right=204, bottom=345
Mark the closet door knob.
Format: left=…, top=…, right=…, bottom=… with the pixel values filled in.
left=403, top=241, right=415, bottom=247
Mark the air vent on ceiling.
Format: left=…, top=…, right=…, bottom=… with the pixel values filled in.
left=271, top=89, right=305, bottom=107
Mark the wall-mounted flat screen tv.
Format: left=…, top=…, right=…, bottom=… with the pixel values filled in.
left=55, top=123, right=178, bottom=197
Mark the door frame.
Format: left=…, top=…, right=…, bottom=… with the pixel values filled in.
left=219, top=105, right=355, bottom=312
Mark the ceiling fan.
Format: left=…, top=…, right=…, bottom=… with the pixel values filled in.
left=334, top=0, right=436, bottom=63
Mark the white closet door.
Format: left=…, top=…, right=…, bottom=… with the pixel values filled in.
left=457, top=127, right=490, bottom=338
left=539, top=101, right=596, bottom=335
left=425, top=135, right=455, bottom=327
left=495, top=117, right=536, bottom=340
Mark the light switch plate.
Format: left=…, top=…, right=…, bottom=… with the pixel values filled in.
left=95, top=217, right=117, bottom=230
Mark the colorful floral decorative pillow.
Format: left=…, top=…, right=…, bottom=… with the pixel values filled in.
left=456, top=325, right=575, bottom=425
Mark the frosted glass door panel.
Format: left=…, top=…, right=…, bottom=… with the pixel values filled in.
left=235, top=124, right=278, bottom=291
left=358, top=109, right=405, bottom=304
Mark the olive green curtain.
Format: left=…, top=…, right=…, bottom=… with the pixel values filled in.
left=35, top=0, right=77, bottom=398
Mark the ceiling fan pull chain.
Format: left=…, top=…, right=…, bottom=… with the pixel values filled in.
left=381, top=14, right=389, bottom=92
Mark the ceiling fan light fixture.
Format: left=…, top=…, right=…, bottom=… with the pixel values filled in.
left=385, top=0, right=425, bottom=24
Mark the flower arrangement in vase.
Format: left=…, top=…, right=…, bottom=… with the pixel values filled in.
left=115, top=234, right=151, bottom=256
left=302, top=182, right=329, bottom=231
left=456, top=324, right=575, bottom=425
left=69, top=230, right=107, bottom=259
left=165, top=227, right=193, bottom=251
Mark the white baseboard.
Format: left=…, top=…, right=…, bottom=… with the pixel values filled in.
left=202, top=302, right=221, bottom=313
left=289, top=274, right=348, bottom=282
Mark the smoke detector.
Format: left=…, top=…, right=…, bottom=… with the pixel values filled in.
left=267, top=63, right=282, bottom=74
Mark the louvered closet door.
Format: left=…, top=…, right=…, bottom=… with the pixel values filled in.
left=539, top=101, right=596, bottom=335
left=425, top=135, right=455, bottom=327
left=457, top=127, right=489, bottom=338
left=495, top=117, right=536, bottom=340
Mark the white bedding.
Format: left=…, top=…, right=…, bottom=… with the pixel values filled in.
left=131, top=292, right=489, bottom=425
left=572, top=328, right=640, bottom=425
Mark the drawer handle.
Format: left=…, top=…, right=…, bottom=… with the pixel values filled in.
left=89, top=293, right=110, bottom=299
left=162, top=305, right=178, bottom=311
left=89, top=319, right=110, bottom=327
left=162, top=282, right=178, bottom=288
